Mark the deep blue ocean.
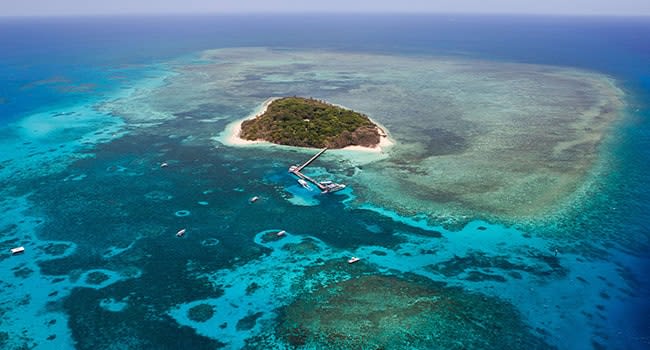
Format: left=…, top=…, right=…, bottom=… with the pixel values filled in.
left=1, top=14, right=649, bottom=349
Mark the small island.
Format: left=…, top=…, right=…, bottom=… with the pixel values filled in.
left=239, top=97, right=383, bottom=148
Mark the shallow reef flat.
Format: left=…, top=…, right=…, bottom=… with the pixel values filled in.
left=104, top=47, right=624, bottom=221
left=275, top=274, right=551, bottom=350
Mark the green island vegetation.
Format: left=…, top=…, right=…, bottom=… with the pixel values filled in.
left=240, top=97, right=381, bottom=148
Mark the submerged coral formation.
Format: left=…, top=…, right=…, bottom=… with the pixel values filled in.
left=106, top=48, right=623, bottom=220
left=188, top=304, right=215, bottom=322
left=0, top=45, right=636, bottom=350
left=276, top=274, right=552, bottom=349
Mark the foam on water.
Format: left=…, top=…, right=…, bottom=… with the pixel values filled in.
left=284, top=183, right=320, bottom=206
left=101, top=240, right=138, bottom=259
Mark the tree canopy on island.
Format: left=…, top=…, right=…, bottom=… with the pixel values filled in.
left=240, top=97, right=380, bottom=148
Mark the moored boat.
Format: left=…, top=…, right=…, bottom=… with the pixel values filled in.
left=297, top=179, right=311, bottom=190
left=321, top=181, right=346, bottom=193
left=11, top=246, right=25, bottom=255
left=288, top=148, right=346, bottom=194
left=348, top=256, right=360, bottom=264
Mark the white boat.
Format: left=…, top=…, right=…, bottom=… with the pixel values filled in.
left=348, top=256, right=360, bottom=264
left=11, top=246, right=25, bottom=255
left=176, top=229, right=186, bottom=237
left=288, top=148, right=346, bottom=195
left=297, top=179, right=311, bottom=190
left=321, top=181, right=346, bottom=193
left=160, top=162, right=169, bottom=168
left=250, top=196, right=260, bottom=203
left=277, top=230, right=286, bottom=237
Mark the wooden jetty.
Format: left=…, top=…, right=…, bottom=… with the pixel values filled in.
left=288, top=148, right=345, bottom=193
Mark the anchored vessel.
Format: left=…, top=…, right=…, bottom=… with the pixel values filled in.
left=288, top=148, right=346, bottom=193
left=297, top=178, right=312, bottom=190
left=11, top=246, right=25, bottom=255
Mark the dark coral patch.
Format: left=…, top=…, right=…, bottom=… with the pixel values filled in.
left=236, top=312, right=264, bottom=331
left=86, top=271, right=110, bottom=285
left=275, top=274, right=553, bottom=349
left=188, top=304, right=214, bottom=323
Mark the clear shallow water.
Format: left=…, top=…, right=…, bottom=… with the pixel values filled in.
left=1, top=14, right=649, bottom=350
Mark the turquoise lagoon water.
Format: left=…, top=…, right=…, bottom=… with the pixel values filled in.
left=1, top=15, right=649, bottom=349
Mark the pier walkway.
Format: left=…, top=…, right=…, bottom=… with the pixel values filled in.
left=288, top=148, right=345, bottom=193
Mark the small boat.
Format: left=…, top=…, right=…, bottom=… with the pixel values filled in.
left=321, top=181, right=346, bottom=193
left=160, top=162, right=169, bottom=168
left=250, top=196, right=260, bottom=203
left=276, top=230, right=286, bottom=237
left=297, top=179, right=311, bottom=190
left=176, top=229, right=186, bottom=237
left=11, top=246, right=25, bottom=255
left=348, top=257, right=360, bottom=264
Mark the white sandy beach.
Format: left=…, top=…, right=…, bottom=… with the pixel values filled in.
left=220, top=97, right=278, bottom=146
left=340, top=125, right=394, bottom=153
left=218, top=98, right=395, bottom=156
